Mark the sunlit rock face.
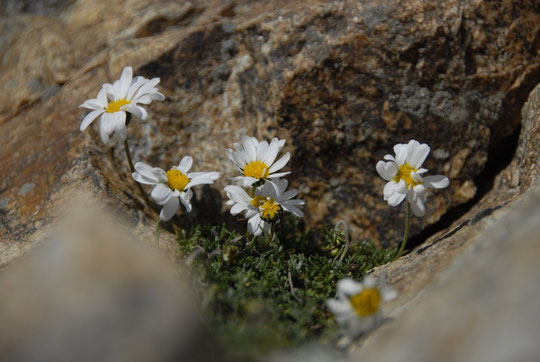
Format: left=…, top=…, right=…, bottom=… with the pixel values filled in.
left=0, top=0, right=538, bottom=267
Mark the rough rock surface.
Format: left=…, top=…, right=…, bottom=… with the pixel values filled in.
left=354, top=184, right=540, bottom=362
left=0, top=1, right=539, bottom=360
left=0, top=1, right=539, bottom=256
left=269, top=82, right=540, bottom=362
left=366, top=82, right=540, bottom=318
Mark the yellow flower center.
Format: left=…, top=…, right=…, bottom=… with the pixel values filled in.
left=349, top=288, right=381, bottom=317
left=393, top=163, right=421, bottom=188
left=166, top=169, right=190, bottom=191
left=251, top=196, right=263, bottom=208
left=251, top=196, right=280, bottom=221
left=243, top=161, right=270, bottom=179
left=106, top=98, right=131, bottom=113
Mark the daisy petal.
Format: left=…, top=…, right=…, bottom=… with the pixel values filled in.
left=395, top=179, right=408, bottom=194
left=387, top=191, right=406, bottom=206
left=410, top=142, right=430, bottom=168
left=268, top=152, right=290, bottom=173
left=186, top=172, right=220, bottom=188
left=282, top=203, right=304, bottom=217
left=119, top=66, right=133, bottom=97
left=256, top=141, right=269, bottom=161
left=101, top=113, right=115, bottom=135
left=160, top=196, right=179, bottom=221
left=394, top=143, right=407, bottom=165
left=363, top=276, right=377, bottom=288
left=263, top=138, right=281, bottom=165
left=327, top=298, right=353, bottom=316
left=230, top=203, right=247, bottom=215
left=337, top=278, right=363, bottom=295
left=409, top=192, right=426, bottom=217
left=126, top=104, right=147, bottom=120
left=79, top=99, right=102, bottom=110
left=136, top=95, right=152, bottom=104
left=382, top=288, right=398, bottom=302
left=127, top=76, right=146, bottom=100
left=114, top=111, right=126, bottom=132
left=383, top=181, right=396, bottom=198
left=132, top=172, right=158, bottom=185
left=179, top=156, right=193, bottom=172
left=281, top=188, right=298, bottom=200
left=376, top=161, right=398, bottom=181
left=266, top=171, right=291, bottom=179
left=405, top=139, right=420, bottom=163
left=135, top=162, right=160, bottom=180
left=179, top=189, right=193, bottom=213
left=115, top=125, right=127, bottom=142
left=224, top=185, right=251, bottom=203
left=99, top=121, right=110, bottom=144
left=150, top=92, right=165, bottom=101
left=413, top=184, right=426, bottom=195
left=247, top=214, right=263, bottom=236
left=80, top=109, right=104, bottom=131
left=423, top=175, right=450, bottom=189
left=244, top=137, right=257, bottom=161
left=242, top=177, right=259, bottom=187
left=151, top=183, right=173, bottom=205
left=97, top=88, right=108, bottom=106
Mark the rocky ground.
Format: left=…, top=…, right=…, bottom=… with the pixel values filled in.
left=0, top=0, right=539, bottom=361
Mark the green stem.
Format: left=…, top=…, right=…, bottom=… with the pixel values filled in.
left=251, top=184, right=257, bottom=198
left=335, top=220, right=350, bottom=263
left=155, top=219, right=162, bottom=246
left=396, top=202, right=411, bottom=260
left=123, top=138, right=150, bottom=205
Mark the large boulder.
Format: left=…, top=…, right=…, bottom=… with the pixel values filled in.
left=0, top=0, right=538, bottom=266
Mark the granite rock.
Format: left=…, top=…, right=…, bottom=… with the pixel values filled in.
left=365, top=82, right=540, bottom=319
left=354, top=182, right=540, bottom=362
left=0, top=0, right=539, bottom=268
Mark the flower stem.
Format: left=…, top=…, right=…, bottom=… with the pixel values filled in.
left=155, top=219, right=162, bottom=246
left=123, top=138, right=150, bottom=205
left=335, top=220, right=350, bottom=263
left=396, top=202, right=410, bottom=260
left=251, top=184, right=257, bottom=198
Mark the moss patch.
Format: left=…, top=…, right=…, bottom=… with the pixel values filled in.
left=177, top=217, right=396, bottom=361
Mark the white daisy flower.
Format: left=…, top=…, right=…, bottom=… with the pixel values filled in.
left=376, top=139, right=450, bottom=217
left=79, top=66, right=165, bottom=144
left=327, top=276, right=397, bottom=336
left=226, top=136, right=291, bottom=187
left=224, top=179, right=305, bottom=236
left=131, top=157, right=220, bottom=221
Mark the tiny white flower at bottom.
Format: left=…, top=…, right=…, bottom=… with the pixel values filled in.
left=327, top=276, right=397, bottom=337
left=225, top=179, right=304, bottom=236
left=131, top=156, right=219, bottom=221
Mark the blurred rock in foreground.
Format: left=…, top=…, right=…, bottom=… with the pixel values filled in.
left=0, top=200, right=220, bottom=362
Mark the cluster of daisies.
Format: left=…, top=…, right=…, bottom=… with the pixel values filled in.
left=224, top=136, right=305, bottom=236
left=79, top=66, right=451, bottom=338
